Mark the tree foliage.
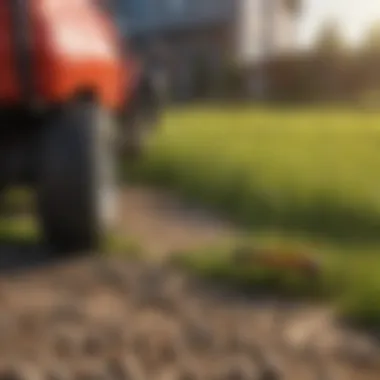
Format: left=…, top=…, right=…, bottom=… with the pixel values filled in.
left=313, top=20, right=347, bottom=57
left=361, top=23, right=380, bottom=57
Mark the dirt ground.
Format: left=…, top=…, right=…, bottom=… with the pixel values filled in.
left=0, top=186, right=379, bottom=380
left=117, top=186, right=240, bottom=258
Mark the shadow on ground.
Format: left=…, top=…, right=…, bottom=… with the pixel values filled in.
left=0, top=240, right=81, bottom=275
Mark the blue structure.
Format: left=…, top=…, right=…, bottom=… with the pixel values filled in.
left=114, top=0, right=234, bottom=36
left=113, top=0, right=301, bottom=99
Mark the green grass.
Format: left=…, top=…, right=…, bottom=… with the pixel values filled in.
left=171, top=236, right=380, bottom=329
left=0, top=214, right=141, bottom=258
left=0, top=216, right=39, bottom=245
left=128, top=105, right=380, bottom=327
left=129, top=105, right=380, bottom=244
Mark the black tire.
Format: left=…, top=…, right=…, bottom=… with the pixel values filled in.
left=36, top=102, right=118, bottom=253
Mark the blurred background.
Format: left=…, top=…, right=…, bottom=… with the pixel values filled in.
left=112, top=0, right=380, bottom=105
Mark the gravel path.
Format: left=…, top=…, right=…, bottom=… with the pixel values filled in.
left=0, top=186, right=378, bottom=379
left=0, top=255, right=377, bottom=380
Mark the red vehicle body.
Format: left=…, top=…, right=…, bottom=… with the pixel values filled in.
left=0, top=0, right=162, bottom=253
left=0, top=0, right=142, bottom=109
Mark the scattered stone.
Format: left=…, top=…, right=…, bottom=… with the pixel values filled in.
left=73, top=369, right=106, bottom=380
left=158, top=338, right=180, bottom=364
left=72, top=362, right=107, bottom=380
left=220, top=366, right=250, bottom=380
left=134, top=271, right=178, bottom=314
left=46, top=373, right=67, bottom=380
left=0, top=366, right=22, bottom=380
left=99, top=325, right=126, bottom=352
left=257, top=366, right=282, bottom=380
left=4, top=364, right=44, bottom=380
left=93, top=262, right=130, bottom=293
left=106, top=356, right=146, bottom=380
left=131, top=332, right=177, bottom=371
left=82, top=333, right=105, bottom=357
left=176, top=368, right=199, bottom=380
left=0, top=315, right=15, bottom=338
left=52, top=328, right=83, bottom=359
left=53, top=336, right=76, bottom=359
left=17, top=313, right=41, bottom=335
left=47, top=303, right=84, bottom=325
left=45, top=365, right=71, bottom=380
left=155, top=367, right=178, bottom=380
left=213, top=356, right=259, bottom=380
left=224, top=328, right=253, bottom=354
left=339, top=334, right=380, bottom=369
left=256, top=359, right=283, bottom=380
left=132, top=333, right=151, bottom=359
left=182, top=319, right=214, bottom=352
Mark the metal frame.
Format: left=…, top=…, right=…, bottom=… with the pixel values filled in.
left=9, top=0, right=35, bottom=102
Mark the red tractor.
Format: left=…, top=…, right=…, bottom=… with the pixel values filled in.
left=0, top=0, right=163, bottom=253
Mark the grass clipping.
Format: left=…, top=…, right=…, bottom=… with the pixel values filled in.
left=172, top=242, right=328, bottom=300
left=173, top=240, right=380, bottom=329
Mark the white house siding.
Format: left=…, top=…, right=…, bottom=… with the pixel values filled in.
left=235, top=0, right=262, bottom=64
left=235, top=0, right=298, bottom=64
left=272, top=0, right=298, bottom=55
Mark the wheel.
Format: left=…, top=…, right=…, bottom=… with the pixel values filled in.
left=36, top=101, right=118, bottom=253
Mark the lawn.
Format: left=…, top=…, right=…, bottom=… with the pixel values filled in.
left=131, top=105, right=380, bottom=243
left=129, top=105, right=380, bottom=327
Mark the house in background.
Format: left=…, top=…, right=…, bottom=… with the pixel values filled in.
left=114, top=0, right=302, bottom=99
